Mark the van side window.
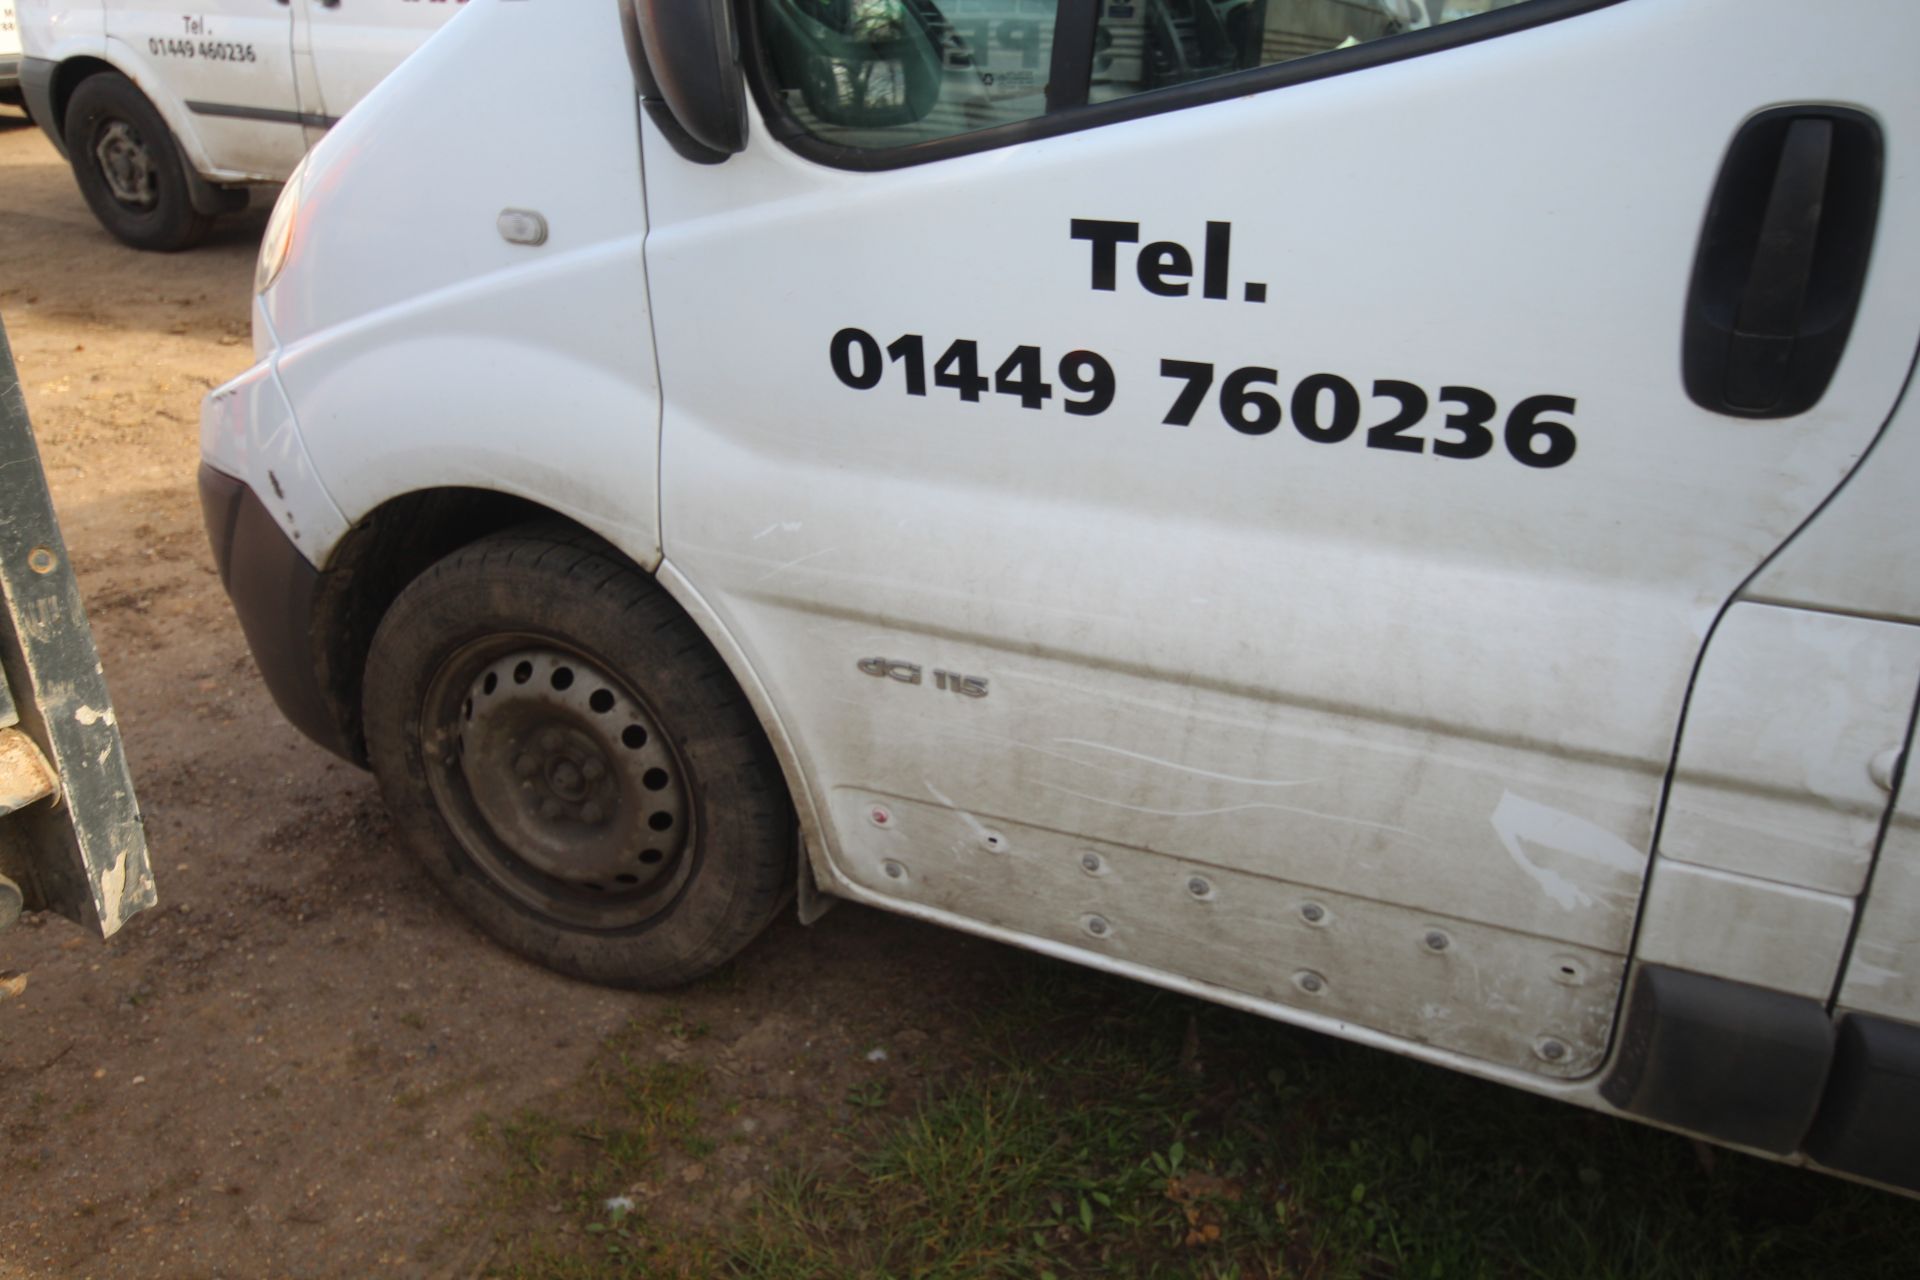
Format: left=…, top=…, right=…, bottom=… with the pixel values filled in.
left=1089, top=0, right=1529, bottom=101
left=758, top=0, right=1065, bottom=149
left=753, top=0, right=1555, bottom=154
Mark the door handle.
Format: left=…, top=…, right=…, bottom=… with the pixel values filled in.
left=1722, top=118, right=1829, bottom=410
left=1682, top=107, right=1883, bottom=419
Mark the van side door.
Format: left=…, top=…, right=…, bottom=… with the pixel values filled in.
left=642, top=0, right=1920, bottom=1081
left=103, top=0, right=303, bottom=178
left=294, top=0, right=464, bottom=134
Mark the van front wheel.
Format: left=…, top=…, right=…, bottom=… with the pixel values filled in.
left=62, top=73, right=212, bottom=252
left=362, top=527, right=794, bottom=988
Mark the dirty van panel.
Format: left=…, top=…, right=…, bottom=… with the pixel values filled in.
left=0, top=316, right=153, bottom=937
left=649, top=0, right=1920, bottom=1077
left=1839, top=778, right=1920, bottom=1025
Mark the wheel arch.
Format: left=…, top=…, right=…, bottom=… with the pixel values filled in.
left=306, top=487, right=555, bottom=765
left=52, top=45, right=218, bottom=178
left=305, top=485, right=830, bottom=914
left=45, top=55, right=116, bottom=139
left=311, top=490, right=820, bottom=874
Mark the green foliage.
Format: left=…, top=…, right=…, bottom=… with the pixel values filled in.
left=475, top=961, right=1920, bottom=1279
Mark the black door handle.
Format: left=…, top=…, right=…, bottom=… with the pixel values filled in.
left=1683, top=107, right=1883, bottom=419
left=1722, top=118, right=1829, bottom=410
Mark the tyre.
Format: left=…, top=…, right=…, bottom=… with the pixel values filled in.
left=61, top=73, right=212, bottom=252
left=363, top=526, right=794, bottom=988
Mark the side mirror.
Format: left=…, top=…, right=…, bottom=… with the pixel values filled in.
left=627, top=0, right=749, bottom=157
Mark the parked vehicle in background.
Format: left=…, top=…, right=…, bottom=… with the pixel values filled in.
left=0, top=316, right=154, bottom=945
left=0, top=2, right=22, bottom=110
left=14, top=0, right=469, bottom=251
left=204, top=0, right=1920, bottom=1195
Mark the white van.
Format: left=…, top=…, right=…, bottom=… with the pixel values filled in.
left=201, top=0, right=1920, bottom=1192
left=14, top=0, right=466, bottom=250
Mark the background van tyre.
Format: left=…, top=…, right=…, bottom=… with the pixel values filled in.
left=362, top=526, right=795, bottom=989
left=61, top=72, right=212, bottom=252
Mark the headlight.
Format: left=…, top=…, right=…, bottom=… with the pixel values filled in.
left=254, top=157, right=308, bottom=295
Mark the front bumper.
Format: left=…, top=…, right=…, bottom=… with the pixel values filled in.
left=199, top=464, right=357, bottom=764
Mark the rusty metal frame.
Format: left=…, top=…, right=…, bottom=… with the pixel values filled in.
left=0, top=314, right=153, bottom=936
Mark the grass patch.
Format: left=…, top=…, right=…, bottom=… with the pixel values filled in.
left=474, top=1024, right=724, bottom=1277
left=474, top=957, right=1920, bottom=1279
left=724, top=964, right=1918, bottom=1280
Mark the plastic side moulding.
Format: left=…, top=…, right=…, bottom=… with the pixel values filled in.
left=1804, top=1014, right=1920, bottom=1190
left=1602, top=965, right=1833, bottom=1154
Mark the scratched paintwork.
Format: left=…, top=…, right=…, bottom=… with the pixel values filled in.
left=1631, top=603, right=1920, bottom=1002
left=0, top=317, right=153, bottom=937
left=838, top=789, right=1623, bottom=1077
left=1658, top=604, right=1920, bottom=898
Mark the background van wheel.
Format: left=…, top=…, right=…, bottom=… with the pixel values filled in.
left=62, top=73, right=213, bottom=252
left=363, top=527, right=794, bottom=988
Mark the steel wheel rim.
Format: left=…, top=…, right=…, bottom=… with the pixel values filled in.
left=421, top=637, right=696, bottom=930
left=94, top=120, right=159, bottom=209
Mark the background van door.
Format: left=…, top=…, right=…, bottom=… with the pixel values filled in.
left=644, top=0, right=1920, bottom=1080
left=295, top=0, right=464, bottom=136
left=104, top=0, right=303, bottom=178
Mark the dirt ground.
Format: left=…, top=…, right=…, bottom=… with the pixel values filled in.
left=0, top=111, right=999, bottom=1278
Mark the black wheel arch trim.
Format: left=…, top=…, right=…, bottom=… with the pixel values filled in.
left=199, top=464, right=360, bottom=764
left=201, top=474, right=573, bottom=769
left=20, top=56, right=63, bottom=157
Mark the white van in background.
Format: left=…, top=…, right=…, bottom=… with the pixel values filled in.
left=15, top=0, right=468, bottom=250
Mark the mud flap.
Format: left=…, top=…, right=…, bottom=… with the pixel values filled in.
left=796, top=834, right=837, bottom=925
